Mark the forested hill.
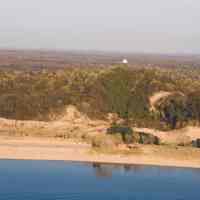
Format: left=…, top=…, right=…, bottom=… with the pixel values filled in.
left=0, top=66, right=200, bottom=130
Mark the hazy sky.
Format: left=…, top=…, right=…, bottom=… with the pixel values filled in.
left=0, top=0, right=199, bottom=53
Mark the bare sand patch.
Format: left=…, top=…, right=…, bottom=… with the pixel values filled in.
left=0, top=136, right=200, bottom=169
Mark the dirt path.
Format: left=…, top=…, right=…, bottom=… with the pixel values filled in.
left=149, top=91, right=172, bottom=111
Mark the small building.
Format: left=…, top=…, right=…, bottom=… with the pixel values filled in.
left=122, top=59, right=128, bottom=64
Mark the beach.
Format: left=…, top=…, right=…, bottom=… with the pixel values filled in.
left=0, top=136, right=200, bottom=169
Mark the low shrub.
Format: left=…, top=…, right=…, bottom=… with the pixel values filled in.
left=192, top=138, right=200, bottom=148
left=138, top=132, right=160, bottom=145
left=107, top=124, right=134, bottom=144
left=91, top=134, right=120, bottom=149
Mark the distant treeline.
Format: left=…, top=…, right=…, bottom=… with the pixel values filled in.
left=0, top=66, right=200, bottom=130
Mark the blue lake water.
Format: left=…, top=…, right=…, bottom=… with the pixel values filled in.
left=0, top=160, right=200, bottom=200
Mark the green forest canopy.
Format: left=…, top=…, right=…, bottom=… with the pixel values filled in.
left=0, top=66, right=200, bottom=130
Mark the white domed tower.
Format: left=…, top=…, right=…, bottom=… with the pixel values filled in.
left=122, top=59, right=128, bottom=64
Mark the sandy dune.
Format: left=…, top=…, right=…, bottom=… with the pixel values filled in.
left=0, top=105, right=109, bottom=138
left=134, top=126, right=200, bottom=144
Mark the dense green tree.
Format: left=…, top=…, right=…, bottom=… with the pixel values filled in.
left=187, top=91, right=200, bottom=123
left=157, top=95, right=189, bottom=129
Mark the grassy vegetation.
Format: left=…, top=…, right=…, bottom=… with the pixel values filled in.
left=0, top=66, right=200, bottom=131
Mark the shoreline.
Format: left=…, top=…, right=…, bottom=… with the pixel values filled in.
left=1, top=155, right=200, bottom=170
left=0, top=136, right=200, bottom=169
left=2, top=157, right=200, bottom=170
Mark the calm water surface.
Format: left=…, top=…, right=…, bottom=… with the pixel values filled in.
left=0, top=160, right=200, bottom=200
